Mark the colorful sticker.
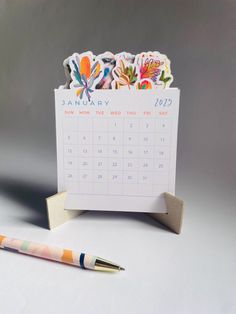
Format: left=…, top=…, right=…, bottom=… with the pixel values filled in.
left=69, top=51, right=104, bottom=101
left=134, top=51, right=173, bottom=89
left=115, top=51, right=135, bottom=64
left=135, top=78, right=154, bottom=89
left=111, top=58, right=138, bottom=90
left=96, top=51, right=116, bottom=89
left=62, top=51, right=174, bottom=99
left=135, top=52, right=163, bottom=83
left=62, top=57, right=72, bottom=89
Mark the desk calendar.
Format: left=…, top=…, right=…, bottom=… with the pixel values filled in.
left=55, top=88, right=180, bottom=213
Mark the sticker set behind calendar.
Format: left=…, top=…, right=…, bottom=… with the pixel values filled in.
left=55, top=51, right=180, bottom=213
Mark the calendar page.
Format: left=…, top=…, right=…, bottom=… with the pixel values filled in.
left=55, top=88, right=180, bottom=213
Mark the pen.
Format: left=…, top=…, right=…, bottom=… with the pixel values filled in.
left=0, top=235, right=125, bottom=272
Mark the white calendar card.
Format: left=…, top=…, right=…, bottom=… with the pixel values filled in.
left=55, top=88, right=180, bottom=213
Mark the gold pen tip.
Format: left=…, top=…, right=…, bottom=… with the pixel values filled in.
left=94, top=257, right=125, bottom=272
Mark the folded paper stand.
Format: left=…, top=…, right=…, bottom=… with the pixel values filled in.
left=46, top=192, right=184, bottom=234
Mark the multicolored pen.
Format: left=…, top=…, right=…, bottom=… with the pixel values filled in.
left=0, top=235, right=125, bottom=272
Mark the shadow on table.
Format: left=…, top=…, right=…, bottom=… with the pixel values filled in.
left=0, top=177, right=169, bottom=232
left=0, top=177, right=56, bottom=229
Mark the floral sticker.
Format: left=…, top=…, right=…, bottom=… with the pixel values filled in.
left=69, top=51, right=104, bottom=101
left=112, top=58, right=138, bottom=89
left=135, top=51, right=173, bottom=88
left=135, top=78, right=154, bottom=89
left=64, top=51, right=174, bottom=99
left=96, top=51, right=116, bottom=89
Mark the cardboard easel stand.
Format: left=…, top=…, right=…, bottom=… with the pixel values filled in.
left=46, top=192, right=184, bottom=234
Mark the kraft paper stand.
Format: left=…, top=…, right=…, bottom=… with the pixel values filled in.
left=46, top=192, right=184, bottom=234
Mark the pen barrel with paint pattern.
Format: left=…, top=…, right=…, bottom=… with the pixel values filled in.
left=0, top=235, right=124, bottom=272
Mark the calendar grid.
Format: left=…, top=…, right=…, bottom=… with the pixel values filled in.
left=167, top=119, right=173, bottom=192
left=137, top=118, right=141, bottom=194
left=121, top=117, right=125, bottom=195
left=152, top=120, right=155, bottom=197
left=62, top=116, right=173, bottom=197
left=91, top=117, right=94, bottom=195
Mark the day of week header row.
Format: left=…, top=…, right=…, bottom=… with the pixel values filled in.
left=63, top=110, right=170, bottom=117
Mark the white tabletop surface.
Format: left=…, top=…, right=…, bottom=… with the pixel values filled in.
left=0, top=172, right=236, bottom=314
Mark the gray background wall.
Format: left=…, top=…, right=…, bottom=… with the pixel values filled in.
left=0, top=0, right=235, bottom=207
